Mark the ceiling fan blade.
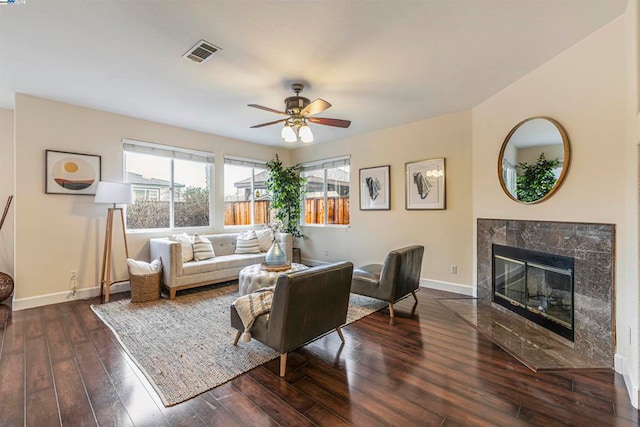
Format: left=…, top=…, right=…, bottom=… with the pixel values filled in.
left=247, top=104, right=288, bottom=115
left=250, top=118, right=288, bottom=128
left=300, top=98, right=331, bottom=116
left=308, top=117, right=351, bottom=128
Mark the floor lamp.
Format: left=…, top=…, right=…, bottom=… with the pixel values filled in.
left=95, top=181, right=134, bottom=303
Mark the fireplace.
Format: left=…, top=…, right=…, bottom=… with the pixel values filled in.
left=492, top=244, right=574, bottom=341
left=478, top=219, right=614, bottom=367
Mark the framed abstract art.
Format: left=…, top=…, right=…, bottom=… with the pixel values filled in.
left=405, top=158, right=445, bottom=210
left=45, top=150, right=101, bottom=195
left=360, top=165, right=390, bottom=210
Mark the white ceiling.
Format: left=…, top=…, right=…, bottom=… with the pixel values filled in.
left=0, top=0, right=627, bottom=147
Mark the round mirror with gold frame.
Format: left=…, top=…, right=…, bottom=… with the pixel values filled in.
left=498, top=117, right=570, bottom=204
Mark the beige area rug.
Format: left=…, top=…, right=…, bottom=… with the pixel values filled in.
left=91, top=282, right=386, bottom=406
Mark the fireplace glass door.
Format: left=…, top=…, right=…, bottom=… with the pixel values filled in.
left=493, top=245, right=574, bottom=341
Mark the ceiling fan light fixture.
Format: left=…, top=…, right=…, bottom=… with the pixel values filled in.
left=282, top=125, right=297, bottom=142
left=299, top=124, right=313, bottom=143
left=249, top=83, right=347, bottom=143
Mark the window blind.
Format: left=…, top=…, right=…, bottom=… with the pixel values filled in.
left=123, top=139, right=214, bottom=163
left=298, top=155, right=350, bottom=172
left=224, top=155, right=268, bottom=169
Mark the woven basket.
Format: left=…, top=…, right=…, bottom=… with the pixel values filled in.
left=129, top=271, right=161, bottom=303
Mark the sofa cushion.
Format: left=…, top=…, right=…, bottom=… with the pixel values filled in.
left=193, top=233, right=215, bottom=261
left=169, top=233, right=194, bottom=262
left=182, top=253, right=265, bottom=276
left=235, top=230, right=261, bottom=254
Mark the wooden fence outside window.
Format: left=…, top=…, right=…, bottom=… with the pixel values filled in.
left=224, top=197, right=350, bottom=226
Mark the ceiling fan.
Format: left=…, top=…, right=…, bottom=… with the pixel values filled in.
left=248, top=83, right=351, bottom=143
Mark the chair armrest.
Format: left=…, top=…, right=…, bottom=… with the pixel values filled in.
left=149, top=238, right=183, bottom=287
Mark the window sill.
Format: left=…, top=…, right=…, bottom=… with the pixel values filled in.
left=301, top=224, right=350, bottom=229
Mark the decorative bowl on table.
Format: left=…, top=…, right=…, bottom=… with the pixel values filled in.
left=261, top=262, right=292, bottom=273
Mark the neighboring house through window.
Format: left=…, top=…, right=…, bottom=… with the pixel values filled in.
left=123, top=139, right=214, bottom=230
left=224, top=156, right=271, bottom=227
left=300, top=156, right=350, bottom=226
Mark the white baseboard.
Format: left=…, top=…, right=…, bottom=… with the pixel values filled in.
left=420, top=278, right=475, bottom=297
left=303, top=260, right=475, bottom=298
left=12, top=282, right=131, bottom=311
left=615, top=353, right=639, bottom=408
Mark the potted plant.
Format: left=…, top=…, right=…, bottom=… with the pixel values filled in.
left=516, top=153, right=561, bottom=202
left=265, top=154, right=306, bottom=238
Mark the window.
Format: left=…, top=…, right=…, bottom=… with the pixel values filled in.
left=223, top=157, right=271, bottom=227
left=300, top=156, right=350, bottom=225
left=123, top=140, right=214, bottom=230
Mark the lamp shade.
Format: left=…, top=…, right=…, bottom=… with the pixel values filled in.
left=299, top=124, right=313, bottom=143
left=282, top=125, right=297, bottom=143
left=94, top=181, right=134, bottom=205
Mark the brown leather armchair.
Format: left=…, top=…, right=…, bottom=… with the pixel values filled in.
left=350, top=245, right=424, bottom=317
left=230, top=261, right=354, bottom=377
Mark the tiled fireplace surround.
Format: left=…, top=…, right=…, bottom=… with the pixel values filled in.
left=477, top=218, right=615, bottom=367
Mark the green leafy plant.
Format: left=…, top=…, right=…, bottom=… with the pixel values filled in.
left=516, top=153, right=560, bottom=203
left=266, top=154, right=307, bottom=238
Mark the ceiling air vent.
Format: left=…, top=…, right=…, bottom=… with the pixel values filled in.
left=182, top=40, right=221, bottom=64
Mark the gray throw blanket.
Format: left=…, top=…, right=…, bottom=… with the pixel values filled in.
left=233, top=286, right=274, bottom=342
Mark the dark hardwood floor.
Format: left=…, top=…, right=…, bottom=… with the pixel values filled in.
left=0, top=287, right=638, bottom=426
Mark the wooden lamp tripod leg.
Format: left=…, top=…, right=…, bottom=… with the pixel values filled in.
left=100, top=207, right=130, bottom=303
left=118, top=207, right=129, bottom=259
left=100, top=208, right=114, bottom=303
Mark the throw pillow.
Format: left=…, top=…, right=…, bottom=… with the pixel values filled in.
left=193, top=233, right=215, bottom=261
left=254, top=228, right=274, bottom=252
left=127, top=257, right=162, bottom=276
left=235, top=230, right=261, bottom=254
left=169, top=233, right=194, bottom=263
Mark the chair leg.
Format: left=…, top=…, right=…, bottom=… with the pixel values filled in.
left=388, top=303, right=395, bottom=318
left=169, top=288, right=177, bottom=300
left=279, top=353, right=288, bottom=377
left=233, top=331, right=241, bottom=346
left=411, top=290, right=418, bottom=303
left=335, top=326, right=345, bottom=343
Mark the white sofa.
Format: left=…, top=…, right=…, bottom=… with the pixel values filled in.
left=150, top=232, right=292, bottom=299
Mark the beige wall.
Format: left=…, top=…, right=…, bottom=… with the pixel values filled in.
left=623, top=0, right=640, bottom=403
left=0, top=108, right=14, bottom=278
left=290, top=110, right=473, bottom=291
left=13, top=94, right=289, bottom=301
left=472, top=12, right=638, bottom=393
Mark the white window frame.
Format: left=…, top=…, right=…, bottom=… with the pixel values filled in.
left=123, top=139, right=215, bottom=232
left=299, top=155, right=350, bottom=228
left=223, top=156, right=269, bottom=228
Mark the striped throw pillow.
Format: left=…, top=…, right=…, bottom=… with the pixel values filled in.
left=192, top=233, right=215, bottom=261
left=235, top=230, right=261, bottom=254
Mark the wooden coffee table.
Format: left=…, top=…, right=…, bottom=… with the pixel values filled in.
left=238, top=263, right=309, bottom=296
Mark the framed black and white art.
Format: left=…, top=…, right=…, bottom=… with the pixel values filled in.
left=359, top=165, right=390, bottom=210
left=405, top=158, right=445, bottom=210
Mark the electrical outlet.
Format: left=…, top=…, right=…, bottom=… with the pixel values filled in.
left=324, top=250, right=329, bottom=257
left=450, top=265, right=457, bottom=274
left=70, top=270, right=77, bottom=280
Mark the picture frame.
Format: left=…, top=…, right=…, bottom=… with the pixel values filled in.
left=405, top=158, right=445, bottom=210
left=360, top=165, right=390, bottom=210
left=45, top=150, right=101, bottom=195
